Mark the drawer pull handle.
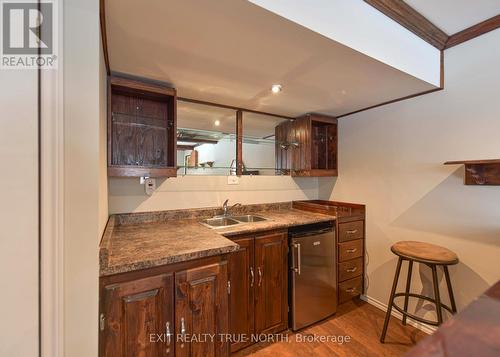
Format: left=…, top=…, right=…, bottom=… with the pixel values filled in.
left=346, top=288, right=357, bottom=293
left=250, top=267, right=254, bottom=287
left=258, top=267, right=263, bottom=287
left=346, top=229, right=358, bottom=234
left=346, top=248, right=357, bottom=253
left=346, top=267, right=358, bottom=273
left=165, top=322, right=171, bottom=347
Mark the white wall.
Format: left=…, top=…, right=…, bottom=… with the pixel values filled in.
left=109, top=176, right=318, bottom=214
left=63, top=0, right=105, bottom=356
left=249, top=0, right=441, bottom=86
left=0, top=66, right=39, bottom=356
left=320, top=30, right=500, bottom=318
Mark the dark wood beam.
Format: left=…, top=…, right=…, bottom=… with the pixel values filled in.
left=364, top=0, right=448, bottom=50
left=445, top=15, right=500, bottom=49
left=178, top=97, right=293, bottom=120
left=177, top=145, right=196, bottom=151
left=236, top=110, right=243, bottom=176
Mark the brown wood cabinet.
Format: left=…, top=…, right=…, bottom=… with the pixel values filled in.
left=101, top=273, right=175, bottom=356
left=227, top=230, right=288, bottom=353
left=175, top=263, right=229, bottom=357
left=99, top=256, right=229, bottom=357
left=292, top=200, right=366, bottom=304
left=275, top=114, right=338, bottom=177
left=107, top=76, right=177, bottom=177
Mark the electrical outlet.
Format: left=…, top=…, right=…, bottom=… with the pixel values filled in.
left=227, top=176, right=239, bottom=185
left=144, top=178, right=156, bottom=195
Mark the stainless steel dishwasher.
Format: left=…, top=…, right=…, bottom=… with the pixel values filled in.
left=289, top=221, right=337, bottom=331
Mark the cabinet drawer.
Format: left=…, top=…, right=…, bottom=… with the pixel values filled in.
left=338, top=239, right=363, bottom=262
left=338, top=257, right=363, bottom=282
left=338, top=220, right=364, bottom=242
left=339, top=276, right=362, bottom=303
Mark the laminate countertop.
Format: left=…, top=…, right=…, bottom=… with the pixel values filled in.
left=99, top=203, right=335, bottom=276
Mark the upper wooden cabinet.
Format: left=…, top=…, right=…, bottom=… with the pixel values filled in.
left=275, top=114, right=338, bottom=177
left=107, top=76, right=177, bottom=177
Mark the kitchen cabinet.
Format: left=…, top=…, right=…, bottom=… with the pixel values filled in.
left=228, top=237, right=255, bottom=352
left=227, top=230, right=288, bottom=353
left=275, top=114, right=338, bottom=177
left=254, top=231, right=288, bottom=334
left=107, top=76, right=177, bottom=177
left=99, top=256, right=229, bottom=357
left=101, top=273, right=175, bottom=356
left=175, top=262, right=229, bottom=357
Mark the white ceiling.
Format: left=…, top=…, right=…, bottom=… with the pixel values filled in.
left=106, top=0, right=436, bottom=118
left=405, top=0, right=500, bottom=34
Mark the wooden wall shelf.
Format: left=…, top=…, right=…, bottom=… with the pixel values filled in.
left=444, top=159, right=500, bottom=185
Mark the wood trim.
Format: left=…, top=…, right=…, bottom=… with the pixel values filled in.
left=363, top=0, right=448, bottom=50
left=337, top=87, right=442, bottom=118
left=110, top=75, right=176, bottom=96
left=445, top=15, right=500, bottom=49
left=99, top=0, right=110, bottom=75
left=178, top=97, right=293, bottom=120
left=236, top=110, right=243, bottom=176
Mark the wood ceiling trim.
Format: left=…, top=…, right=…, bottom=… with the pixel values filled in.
left=100, top=0, right=110, bottom=75
left=363, top=0, right=449, bottom=50
left=445, top=15, right=500, bottom=49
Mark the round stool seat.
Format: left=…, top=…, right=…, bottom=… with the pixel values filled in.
left=391, top=241, right=458, bottom=265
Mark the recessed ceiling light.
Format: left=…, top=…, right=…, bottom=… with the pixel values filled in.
left=271, top=84, right=282, bottom=93
left=214, top=120, right=220, bottom=126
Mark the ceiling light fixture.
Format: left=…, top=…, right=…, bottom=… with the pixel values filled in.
left=214, top=120, right=220, bottom=126
left=271, top=84, right=282, bottom=93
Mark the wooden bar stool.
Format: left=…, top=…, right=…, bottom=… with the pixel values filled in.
left=380, top=241, right=459, bottom=343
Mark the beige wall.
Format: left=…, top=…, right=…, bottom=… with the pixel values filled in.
left=109, top=176, right=319, bottom=213
left=63, top=0, right=105, bottom=356
left=320, top=29, right=500, bottom=319
left=0, top=67, right=39, bottom=356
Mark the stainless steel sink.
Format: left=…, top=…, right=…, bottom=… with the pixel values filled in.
left=200, top=217, right=240, bottom=228
left=231, top=215, right=267, bottom=223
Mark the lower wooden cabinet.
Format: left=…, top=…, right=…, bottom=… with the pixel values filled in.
left=99, top=257, right=229, bottom=357
left=228, top=230, right=288, bottom=353
left=175, top=263, right=229, bottom=357
left=101, top=273, right=175, bottom=356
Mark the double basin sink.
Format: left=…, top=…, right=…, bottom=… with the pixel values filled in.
left=200, top=215, right=267, bottom=229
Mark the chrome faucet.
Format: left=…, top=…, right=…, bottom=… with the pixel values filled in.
left=222, top=199, right=241, bottom=216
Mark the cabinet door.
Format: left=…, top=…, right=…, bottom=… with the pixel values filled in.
left=101, top=273, right=174, bottom=357
left=175, top=262, right=229, bottom=357
left=254, top=231, right=288, bottom=334
left=291, top=117, right=311, bottom=173
left=228, top=237, right=255, bottom=352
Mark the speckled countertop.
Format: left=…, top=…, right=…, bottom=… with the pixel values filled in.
left=99, top=202, right=335, bottom=276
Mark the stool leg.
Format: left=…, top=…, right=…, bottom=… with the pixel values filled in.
left=431, top=265, right=443, bottom=325
left=402, top=260, right=413, bottom=326
left=443, top=266, right=457, bottom=313
left=380, top=257, right=403, bottom=343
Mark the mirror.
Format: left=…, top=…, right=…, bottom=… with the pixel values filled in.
left=242, top=113, right=291, bottom=175
left=177, top=101, right=236, bottom=175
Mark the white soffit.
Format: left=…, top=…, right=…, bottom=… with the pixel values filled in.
left=249, top=0, right=441, bottom=87
left=405, top=0, right=500, bottom=35
left=106, top=0, right=438, bottom=117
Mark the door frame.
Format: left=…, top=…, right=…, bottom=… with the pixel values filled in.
left=40, top=1, right=65, bottom=355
